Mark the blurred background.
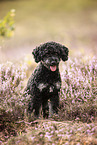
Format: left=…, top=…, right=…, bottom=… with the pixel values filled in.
left=0, top=0, right=97, bottom=61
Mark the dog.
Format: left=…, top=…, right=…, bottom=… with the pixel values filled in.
left=24, top=41, right=69, bottom=119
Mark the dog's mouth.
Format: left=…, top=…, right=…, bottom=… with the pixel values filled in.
left=50, top=65, right=57, bottom=71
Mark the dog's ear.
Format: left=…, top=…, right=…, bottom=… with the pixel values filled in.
left=32, top=46, right=41, bottom=63
left=60, top=46, right=69, bottom=61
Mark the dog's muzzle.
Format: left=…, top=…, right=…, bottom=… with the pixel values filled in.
left=41, top=60, right=58, bottom=72
left=50, top=61, right=57, bottom=71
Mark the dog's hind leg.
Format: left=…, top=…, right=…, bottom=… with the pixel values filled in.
left=27, top=95, right=34, bottom=115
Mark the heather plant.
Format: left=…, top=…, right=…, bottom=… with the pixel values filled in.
left=0, top=56, right=97, bottom=144
left=59, top=56, right=97, bottom=122
left=0, top=61, right=29, bottom=140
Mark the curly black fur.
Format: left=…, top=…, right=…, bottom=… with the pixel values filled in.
left=24, top=41, right=69, bottom=119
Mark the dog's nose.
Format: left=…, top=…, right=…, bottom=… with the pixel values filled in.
left=51, top=61, right=56, bottom=66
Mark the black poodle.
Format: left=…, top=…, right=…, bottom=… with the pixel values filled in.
left=24, top=41, right=69, bottom=119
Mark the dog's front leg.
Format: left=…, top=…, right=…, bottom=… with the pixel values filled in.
left=33, top=96, right=42, bottom=119
left=28, top=95, right=41, bottom=119
left=49, top=93, right=59, bottom=117
left=42, top=99, right=49, bottom=119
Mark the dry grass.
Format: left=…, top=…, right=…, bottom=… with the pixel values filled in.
left=5, top=120, right=97, bottom=145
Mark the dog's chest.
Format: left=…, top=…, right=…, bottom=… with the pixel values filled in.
left=37, top=81, right=61, bottom=93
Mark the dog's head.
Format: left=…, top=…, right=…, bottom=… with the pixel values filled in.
left=32, top=41, right=69, bottom=72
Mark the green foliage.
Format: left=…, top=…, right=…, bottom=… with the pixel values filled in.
left=0, top=9, right=15, bottom=38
